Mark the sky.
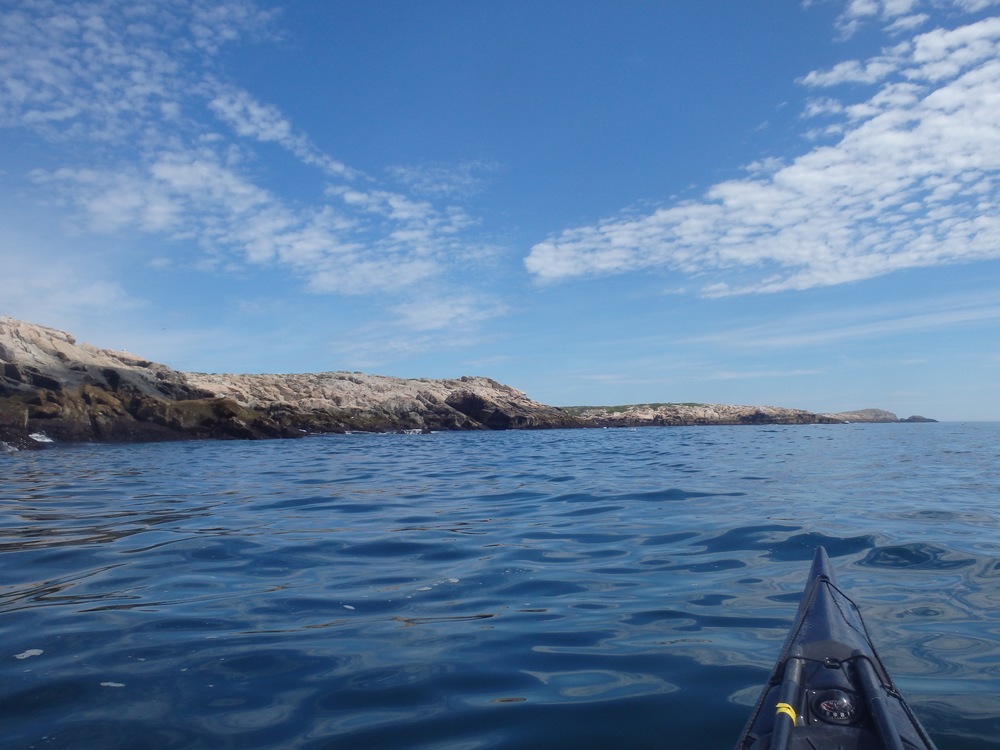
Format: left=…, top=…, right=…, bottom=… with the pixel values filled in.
left=2, top=0, right=1000, bottom=421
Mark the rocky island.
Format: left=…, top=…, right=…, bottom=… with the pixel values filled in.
left=0, top=317, right=934, bottom=450
left=563, top=404, right=936, bottom=427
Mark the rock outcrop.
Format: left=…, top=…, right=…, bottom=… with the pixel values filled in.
left=821, top=408, right=900, bottom=423
left=0, top=317, right=581, bottom=447
left=564, top=403, right=847, bottom=427
left=0, top=317, right=933, bottom=449
left=184, top=370, right=582, bottom=434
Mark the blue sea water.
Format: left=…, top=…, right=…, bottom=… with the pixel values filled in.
left=2, top=423, right=999, bottom=749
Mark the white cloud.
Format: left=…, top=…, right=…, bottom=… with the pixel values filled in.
left=525, top=14, right=1000, bottom=296
left=886, top=13, right=931, bottom=34
left=708, top=368, right=826, bottom=381
left=186, top=0, right=279, bottom=54
left=688, top=293, right=1000, bottom=350
left=391, top=295, right=508, bottom=332
left=207, top=85, right=356, bottom=177
left=1, top=0, right=499, bottom=304
left=0, top=1, right=272, bottom=143
left=325, top=292, right=509, bottom=370
left=821, top=0, right=997, bottom=38
left=799, top=52, right=905, bottom=86
left=955, top=0, right=1000, bottom=9
left=31, top=153, right=460, bottom=294
left=387, top=160, right=501, bottom=199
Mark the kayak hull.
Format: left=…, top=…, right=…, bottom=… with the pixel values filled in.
left=735, top=547, right=937, bottom=750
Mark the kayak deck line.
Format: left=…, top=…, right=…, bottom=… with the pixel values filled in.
left=735, top=547, right=938, bottom=750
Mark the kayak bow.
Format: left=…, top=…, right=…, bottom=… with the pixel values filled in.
left=735, top=547, right=937, bottom=750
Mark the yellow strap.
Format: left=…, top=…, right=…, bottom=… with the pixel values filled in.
left=775, top=702, right=798, bottom=725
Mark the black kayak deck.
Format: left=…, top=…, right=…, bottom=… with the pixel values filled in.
left=735, top=547, right=937, bottom=750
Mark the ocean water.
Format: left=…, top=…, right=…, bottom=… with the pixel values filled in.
left=2, top=423, right=999, bottom=749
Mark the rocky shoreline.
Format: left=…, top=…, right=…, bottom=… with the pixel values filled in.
left=0, top=317, right=935, bottom=450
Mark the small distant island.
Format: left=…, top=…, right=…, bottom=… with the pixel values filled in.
left=0, top=317, right=936, bottom=450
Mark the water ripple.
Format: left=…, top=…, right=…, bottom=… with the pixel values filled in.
left=1, top=425, right=999, bottom=748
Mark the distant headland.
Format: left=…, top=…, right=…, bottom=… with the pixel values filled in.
left=0, top=317, right=935, bottom=450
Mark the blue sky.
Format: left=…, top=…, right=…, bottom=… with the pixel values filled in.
left=2, top=0, right=999, bottom=420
